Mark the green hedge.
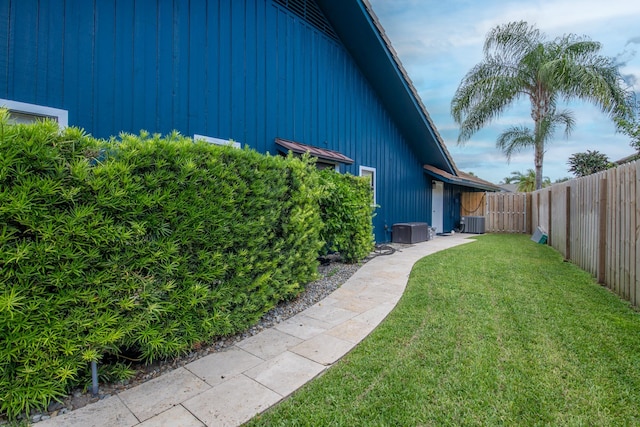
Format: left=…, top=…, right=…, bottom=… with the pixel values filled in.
left=0, top=116, right=327, bottom=417
left=318, top=170, right=375, bottom=263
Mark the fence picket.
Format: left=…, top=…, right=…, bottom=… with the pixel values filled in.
left=634, top=162, right=640, bottom=306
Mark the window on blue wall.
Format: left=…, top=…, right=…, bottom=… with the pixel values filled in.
left=0, top=99, right=68, bottom=127
left=359, top=165, right=377, bottom=206
left=316, top=161, right=339, bottom=171
left=194, top=134, right=242, bottom=149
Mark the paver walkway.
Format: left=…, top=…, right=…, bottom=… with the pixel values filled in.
left=39, top=234, right=475, bottom=427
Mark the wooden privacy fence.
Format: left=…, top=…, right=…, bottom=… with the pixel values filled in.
left=461, top=192, right=531, bottom=233
left=531, top=161, right=639, bottom=307
left=462, top=161, right=639, bottom=307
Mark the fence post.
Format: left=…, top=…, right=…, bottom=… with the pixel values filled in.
left=526, top=193, right=532, bottom=234
left=547, top=190, right=552, bottom=246
left=536, top=192, right=541, bottom=231
left=598, top=177, right=608, bottom=284
left=565, top=186, right=571, bottom=260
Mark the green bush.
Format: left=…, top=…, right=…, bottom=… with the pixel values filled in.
left=0, top=114, right=324, bottom=418
left=318, top=170, right=375, bottom=263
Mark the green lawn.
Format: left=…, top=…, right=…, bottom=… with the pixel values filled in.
left=247, top=234, right=640, bottom=426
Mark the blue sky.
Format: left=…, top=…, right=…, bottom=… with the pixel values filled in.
left=367, top=0, right=640, bottom=184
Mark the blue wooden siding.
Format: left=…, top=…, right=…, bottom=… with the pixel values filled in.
left=443, top=184, right=464, bottom=233
left=0, top=0, right=436, bottom=241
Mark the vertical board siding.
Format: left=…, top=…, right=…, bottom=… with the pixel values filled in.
left=93, top=1, right=115, bottom=138
left=187, top=0, right=205, bottom=136
left=9, top=0, right=36, bottom=102
left=114, top=0, right=134, bottom=133
left=35, top=0, right=49, bottom=105
left=156, top=0, right=172, bottom=134
left=1, top=0, right=435, bottom=241
left=0, top=1, right=9, bottom=95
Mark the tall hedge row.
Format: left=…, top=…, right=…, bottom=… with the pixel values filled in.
left=0, top=114, right=351, bottom=417
left=318, top=170, right=375, bottom=262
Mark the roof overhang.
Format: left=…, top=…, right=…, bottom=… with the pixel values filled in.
left=316, top=0, right=458, bottom=173
left=275, top=138, right=354, bottom=164
left=424, top=165, right=501, bottom=192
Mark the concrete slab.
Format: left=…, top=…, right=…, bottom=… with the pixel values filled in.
left=37, top=396, right=138, bottom=427
left=236, top=328, right=303, bottom=360
left=274, top=314, right=331, bottom=340
left=290, top=333, right=354, bottom=366
left=183, top=375, right=281, bottom=426
left=244, top=351, right=326, bottom=396
left=118, top=368, right=210, bottom=422
left=185, top=346, right=263, bottom=387
left=137, top=405, right=204, bottom=427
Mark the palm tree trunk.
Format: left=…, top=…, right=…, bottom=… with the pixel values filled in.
left=534, top=143, right=544, bottom=190
left=532, top=96, right=547, bottom=190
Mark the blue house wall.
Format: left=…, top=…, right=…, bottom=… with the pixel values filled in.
left=443, top=184, right=464, bottom=233
left=1, top=0, right=437, bottom=241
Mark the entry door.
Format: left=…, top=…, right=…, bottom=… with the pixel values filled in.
left=432, top=181, right=444, bottom=234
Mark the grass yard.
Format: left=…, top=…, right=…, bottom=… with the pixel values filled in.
left=247, top=234, right=640, bottom=426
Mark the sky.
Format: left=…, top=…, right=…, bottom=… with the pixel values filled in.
left=367, top=0, right=640, bottom=184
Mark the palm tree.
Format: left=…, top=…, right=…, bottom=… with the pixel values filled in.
left=451, top=21, right=631, bottom=190
left=505, top=169, right=550, bottom=192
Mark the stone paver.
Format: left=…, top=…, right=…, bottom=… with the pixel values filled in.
left=37, top=396, right=138, bottom=427
left=301, top=304, right=359, bottom=326
left=273, top=313, right=332, bottom=340
left=326, top=317, right=376, bottom=343
left=354, top=301, right=398, bottom=326
left=185, top=347, right=263, bottom=387
left=183, top=375, right=281, bottom=427
left=236, top=328, right=303, bottom=360
left=119, top=368, right=210, bottom=422
left=331, top=295, right=381, bottom=312
left=137, top=406, right=204, bottom=427
left=37, top=234, right=475, bottom=427
left=244, top=351, right=326, bottom=396
left=290, top=333, right=355, bottom=365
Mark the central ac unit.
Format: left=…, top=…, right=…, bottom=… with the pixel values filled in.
left=462, top=216, right=485, bottom=234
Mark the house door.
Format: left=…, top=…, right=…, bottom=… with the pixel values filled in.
left=432, top=181, right=443, bottom=234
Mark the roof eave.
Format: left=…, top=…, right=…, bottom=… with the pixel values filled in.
left=316, top=0, right=459, bottom=174
left=424, top=165, right=501, bottom=192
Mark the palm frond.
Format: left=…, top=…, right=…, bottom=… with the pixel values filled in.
left=484, top=21, right=543, bottom=63
left=539, top=109, right=575, bottom=144
left=496, top=126, right=535, bottom=161
left=452, top=61, right=527, bottom=142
